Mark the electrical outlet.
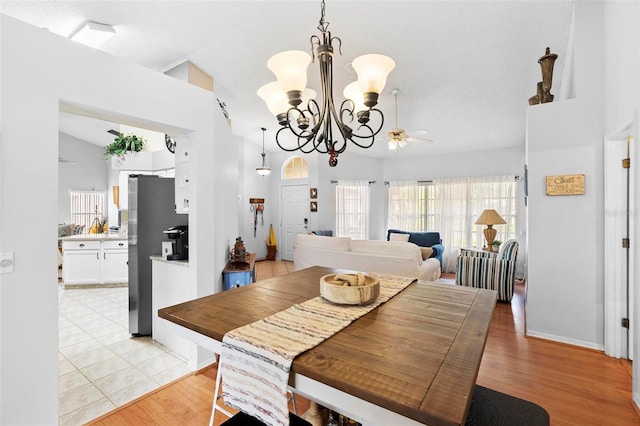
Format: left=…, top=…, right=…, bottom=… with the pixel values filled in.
left=0, top=252, right=14, bottom=273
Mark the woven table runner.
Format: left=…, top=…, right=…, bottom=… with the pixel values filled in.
left=219, top=273, right=414, bottom=426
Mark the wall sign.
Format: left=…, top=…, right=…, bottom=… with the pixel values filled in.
left=546, top=174, right=585, bottom=196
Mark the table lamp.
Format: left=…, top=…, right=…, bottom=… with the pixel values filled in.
left=475, top=209, right=506, bottom=247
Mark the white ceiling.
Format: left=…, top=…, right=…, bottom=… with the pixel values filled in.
left=2, top=0, right=574, bottom=160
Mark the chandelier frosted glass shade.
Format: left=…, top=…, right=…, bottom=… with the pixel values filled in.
left=267, top=50, right=312, bottom=105
left=257, top=0, right=395, bottom=167
left=258, top=83, right=317, bottom=125
left=256, top=164, right=271, bottom=176
left=342, top=82, right=367, bottom=114
left=352, top=54, right=396, bottom=105
left=257, top=82, right=290, bottom=117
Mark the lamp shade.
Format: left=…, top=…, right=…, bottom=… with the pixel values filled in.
left=352, top=54, right=396, bottom=94
left=258, top=83, right=317, bottom=117
left=256, top=167, right=271, bottom=176
left=475, top=209, right=506, bottom=225
left=343, top=81, right=366, bottom=113
left=257, top=82, right=290, bottom=116
left=267, top=50, right=311, bottom=94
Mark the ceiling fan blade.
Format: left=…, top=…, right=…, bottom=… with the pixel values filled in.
left=406, top=136, right=434, bottom=143
left=409, top=129, right=431, bottom=136
left=107, top=129, right=121, bottom=136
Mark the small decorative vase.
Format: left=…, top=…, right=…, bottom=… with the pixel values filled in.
left=302, top=402, right=324, bottom=426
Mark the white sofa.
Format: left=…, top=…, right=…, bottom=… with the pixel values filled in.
left=293, top=234, right=441, bottom=281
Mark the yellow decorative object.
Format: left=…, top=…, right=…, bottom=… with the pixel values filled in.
left=269, top=224, right=277, bottom=249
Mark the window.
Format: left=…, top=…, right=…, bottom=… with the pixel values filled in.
left=387, top=181, right=435, bottom=231
left=433, top=176, right=516, bottom=272
left=336, top=181, right=370, bottom=239
left=70, top=190, right=105, bottom=233
left=282, top=156, right=309, bottom=180
left=387, top=176, right=516, bottom=273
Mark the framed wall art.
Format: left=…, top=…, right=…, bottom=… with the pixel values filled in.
left=310, top=201, right=318, bottom=212
left=310, top=188, right=318, bottom=199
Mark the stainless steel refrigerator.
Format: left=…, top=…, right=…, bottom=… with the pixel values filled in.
left=128, top=174, right=187, bottom=336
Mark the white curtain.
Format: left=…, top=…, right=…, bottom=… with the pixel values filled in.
left=433, top=176, right=516, bottom=273
left=387, top=180, right=421, bottom=231
left=336, top=180, right=370, bottom=240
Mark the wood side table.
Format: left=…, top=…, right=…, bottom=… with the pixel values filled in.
left=222, top=252, right=256, bottom=290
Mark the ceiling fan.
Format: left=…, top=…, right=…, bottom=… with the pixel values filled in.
left=384, top=88, right=433, bottom=151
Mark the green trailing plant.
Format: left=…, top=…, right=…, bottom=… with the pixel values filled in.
left=104, top=133, right=146, bottom=160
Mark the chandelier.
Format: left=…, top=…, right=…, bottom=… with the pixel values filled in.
left=257, top=0, right=395, bottom=167
left=256, top=127, right=271, bottom=176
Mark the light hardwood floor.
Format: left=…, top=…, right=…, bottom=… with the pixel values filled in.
left=88, top=262, right=639, bottom=425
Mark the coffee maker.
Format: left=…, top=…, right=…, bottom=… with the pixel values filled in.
left=163, top=225, right=188, bottom=260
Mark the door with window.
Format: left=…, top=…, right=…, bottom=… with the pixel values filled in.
left=280, top=185, right=309, bottom=261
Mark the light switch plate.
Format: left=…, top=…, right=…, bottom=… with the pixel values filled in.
left=0, top=252, right=14, bottom=273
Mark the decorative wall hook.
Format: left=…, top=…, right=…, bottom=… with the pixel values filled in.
left=249, top=198, right=265, bottom=237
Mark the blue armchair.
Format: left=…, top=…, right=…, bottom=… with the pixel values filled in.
left=455, top=239, right=519, bottom=302
left=386, top=229, right=445, bottom=265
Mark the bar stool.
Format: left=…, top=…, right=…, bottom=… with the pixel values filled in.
left=465, top=385, right=550, bottom=425
left=209, top=363, right=298, bottom=426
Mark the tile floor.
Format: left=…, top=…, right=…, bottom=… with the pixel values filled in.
left=58, top=285, right=191, bottom=425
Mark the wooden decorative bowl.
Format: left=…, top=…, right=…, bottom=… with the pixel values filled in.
left=320, top=273, right=380, bottom=305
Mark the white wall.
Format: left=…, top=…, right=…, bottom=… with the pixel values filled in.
left=383, top=146, right=525, bottom=181
left=526, top=2, right=605, bottom=349
left=0, top=16, right=219, bottom=424
left=58, top=133, right=109, bottom=224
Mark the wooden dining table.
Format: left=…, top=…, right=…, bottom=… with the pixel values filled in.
left=158, top=266, right=497, bottom=426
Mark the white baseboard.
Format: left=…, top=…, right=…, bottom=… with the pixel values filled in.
left=526, top=330, right=604, bottom=351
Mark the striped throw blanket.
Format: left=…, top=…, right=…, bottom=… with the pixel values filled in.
left=219, top=273, right=414, bottom=426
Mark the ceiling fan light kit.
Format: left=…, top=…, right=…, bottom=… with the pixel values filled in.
left=257, top=0, right=395, bottom=167
left=385, top=88, right=433, bottom=152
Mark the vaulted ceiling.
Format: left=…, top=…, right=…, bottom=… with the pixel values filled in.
left=2, top=1, right=574, bottom=159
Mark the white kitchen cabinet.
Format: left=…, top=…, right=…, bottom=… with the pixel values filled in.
left=62, top=238, right=128, bottom=286
left=174, top=135, right=190, bottom=214
left=151, top=257, right=193, bottom=362
left=101, top=240, right=128, bottom=283
left=62, top=241, right=101, bottom=285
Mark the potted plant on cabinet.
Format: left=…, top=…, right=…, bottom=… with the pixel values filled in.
left=491, top=240, right=502, bottom=252
left=103, top=133, right=147, bottom=160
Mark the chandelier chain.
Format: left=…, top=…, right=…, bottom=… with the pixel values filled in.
left=318, top=0, right=328, bottom=32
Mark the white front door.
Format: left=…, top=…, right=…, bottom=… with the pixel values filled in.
left=281, top=184, right=309, bottom=261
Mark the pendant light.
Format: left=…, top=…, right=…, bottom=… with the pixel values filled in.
left=256, top=127, right=271, bottom=176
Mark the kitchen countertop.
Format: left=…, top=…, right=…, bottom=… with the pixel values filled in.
left=60, top=234, right=127, bottom=241
left=150, top=255, right=189, bottom=267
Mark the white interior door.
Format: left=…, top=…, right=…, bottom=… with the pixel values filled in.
left=281, top=185, right=309, bottom=261
left=604, top=123, right=635, bottom=360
